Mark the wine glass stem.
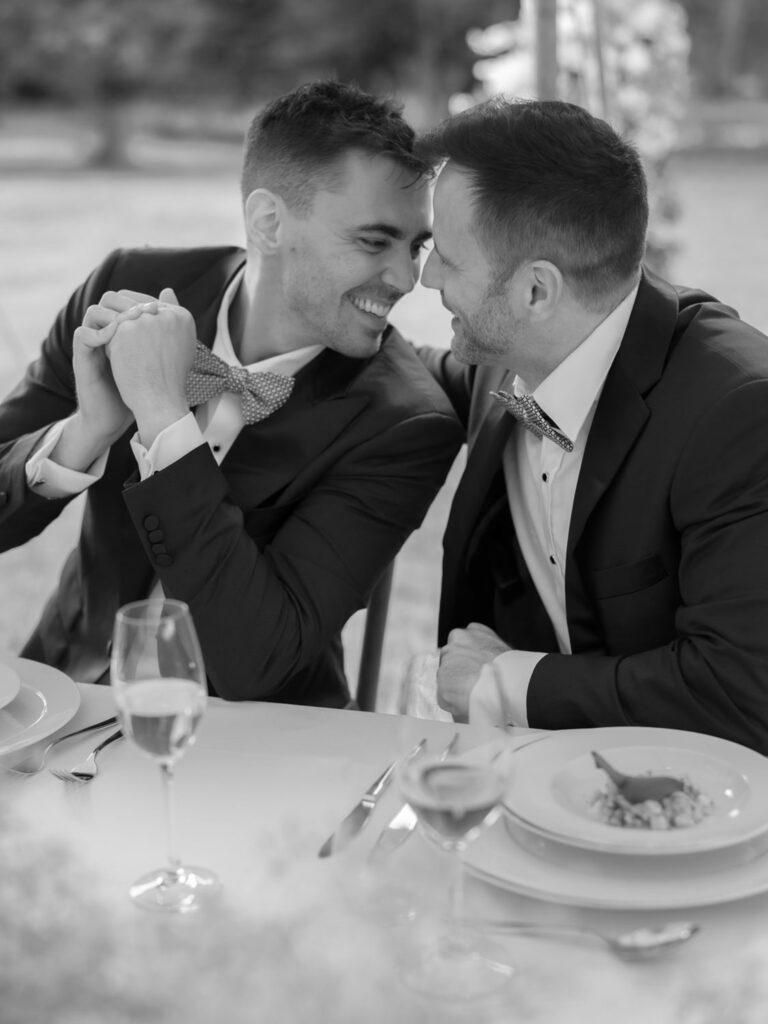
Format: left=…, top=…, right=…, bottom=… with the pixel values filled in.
left=160, top=762, right=182, bottom=876
left=449, top=842, right=465, bottom=929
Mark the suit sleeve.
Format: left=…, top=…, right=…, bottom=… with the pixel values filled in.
left=0, top=250, right=124, bottom=548
left=527, top=379, right=768, bottom=753
left=416, top=345, right=474, bottom=429
left=122, top=409, right=463, bottom=701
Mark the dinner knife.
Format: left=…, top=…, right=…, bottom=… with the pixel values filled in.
left=369, top=731, right=460, bottom=860
left=317, top=738, right=426, bottom=858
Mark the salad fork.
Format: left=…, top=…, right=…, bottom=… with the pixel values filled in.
left=49, top=728, right=123, bottom=783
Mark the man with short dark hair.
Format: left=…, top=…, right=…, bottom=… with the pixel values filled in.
left=0, top=80, right=462, bottom=708
left=418, top=97, right=768, bottom=752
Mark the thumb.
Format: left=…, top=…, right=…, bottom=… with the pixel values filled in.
left=159, top=287, right=180, bottom=306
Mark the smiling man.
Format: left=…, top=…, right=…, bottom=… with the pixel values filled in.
left=417, top=97, right=768, bottom=753
left=0, top=80, right=462, bottom=708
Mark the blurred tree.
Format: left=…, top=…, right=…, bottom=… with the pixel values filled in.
left=679, top=0, right=767, bottom=97
left=0, top=0, right=207, bottom=165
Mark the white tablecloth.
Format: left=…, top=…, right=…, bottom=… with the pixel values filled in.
left=4, top=684, right=768, bottom=1023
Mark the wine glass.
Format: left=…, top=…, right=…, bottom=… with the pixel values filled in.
left=110, top=598, right=220, bottom=913
left=397, top=749, right=514, bottom=999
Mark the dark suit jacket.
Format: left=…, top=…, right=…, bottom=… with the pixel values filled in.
left=0, top=246, right=462, bottom=707
left=421, top=268, right=768, bottom=752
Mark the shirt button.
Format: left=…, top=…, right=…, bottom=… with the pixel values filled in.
left=542, top=473, right=548, bottom=482
left=549, top=555, right=556, bottom=565
left=212, top=444, right=221, bottom=453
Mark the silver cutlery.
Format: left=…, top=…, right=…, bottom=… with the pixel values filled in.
left=1, top=716, right=119, bottom=777
left=49, top=728, right=123, bottom=783
left=591, top=750, right=686, bottom=803
left=318, top=738, right=427, bottom=858
left=461, top=919, right=699, bottom=962
left=369, top=731, right=460, bottom=860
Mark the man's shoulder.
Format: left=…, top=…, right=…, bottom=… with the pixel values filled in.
left=366, top=328, right=460, bottom=420
left=98, top=245, right=244, bottom=291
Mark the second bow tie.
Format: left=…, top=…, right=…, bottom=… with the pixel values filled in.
left=186, top=343, right=294, bottom=425
left=490, top=389, right=574, bottom=452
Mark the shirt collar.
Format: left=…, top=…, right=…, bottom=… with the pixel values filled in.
left=514, top=282, right=640, bottom=445
left=214, top=266, right=323, bottom=376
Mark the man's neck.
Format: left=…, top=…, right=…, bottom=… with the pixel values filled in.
left=229, top=257, right=298, bottom=363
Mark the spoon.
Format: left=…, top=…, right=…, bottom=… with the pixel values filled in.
left=462, top=919, right=699, bottom=961
left=591, top=750, right=686, bottom=804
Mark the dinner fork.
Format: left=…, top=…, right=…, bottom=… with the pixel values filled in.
left=1, top=716, right=119, bottom=777
left=49, top=728, right=123, bottom=783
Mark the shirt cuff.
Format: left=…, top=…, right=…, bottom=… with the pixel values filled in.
left=25, top=418, right=108, bottom=498
left=130, top=413, right=204, bottom=480
left=468, top=649, right=547, bottom=728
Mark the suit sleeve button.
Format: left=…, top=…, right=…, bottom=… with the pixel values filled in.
left=148, top=529, right=164, bottom=543
left=151, top=543, right=168, bottom=555
left=143, top=514, right=160, bottom=531
left=0, top=491, right=8, bottom=507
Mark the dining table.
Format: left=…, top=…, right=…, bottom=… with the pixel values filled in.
left=2, top=676, right=767, bottom=1024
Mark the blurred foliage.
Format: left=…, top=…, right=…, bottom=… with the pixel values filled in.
left=0, top=0, right=514, bottom=123
left=678, top=0, right=768, bottom=98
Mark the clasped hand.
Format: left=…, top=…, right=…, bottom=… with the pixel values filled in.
left=436, top=622, right=510, bottom=722
left=73, top=286, right=197, bottom=448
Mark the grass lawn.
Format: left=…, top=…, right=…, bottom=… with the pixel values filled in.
left=1, top=130, right=767, bottom=709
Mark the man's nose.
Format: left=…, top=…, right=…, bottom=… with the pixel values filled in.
left=420, top=248, right=441, bottom=291
left=381, top=247, right=419, bottom=295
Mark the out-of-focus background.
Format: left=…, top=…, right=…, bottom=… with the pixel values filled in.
left=1, top=0, right=767, bottom=708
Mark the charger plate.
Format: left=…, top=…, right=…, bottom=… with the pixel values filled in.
left=464, top=814, right=768, bottom=910
left=502, top=726, right=768, bottom=856
left=0, top=659, right=21, bottom=711
left=0, top=657, right=80, bottom=756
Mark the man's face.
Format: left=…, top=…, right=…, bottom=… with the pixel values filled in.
left=421, top=163, right=523, bottom=368
left=279, top=151, right=431, bottom=358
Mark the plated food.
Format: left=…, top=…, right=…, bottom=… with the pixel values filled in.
left=591, top=775, right=715, bottom=830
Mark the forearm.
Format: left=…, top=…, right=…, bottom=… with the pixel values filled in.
left=122, top=415, right=462, bottom=700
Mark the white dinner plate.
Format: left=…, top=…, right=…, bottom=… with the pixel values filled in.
left=0, top=657, right=80, bottom=756
left=465, top=815, right=768, bottom=910
left=503, top=727, right=768, bottom=856
left=0, top=658, right=21, bottom=711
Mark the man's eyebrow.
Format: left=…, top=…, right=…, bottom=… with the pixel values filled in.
left=354, top=222, right=433, bottom=244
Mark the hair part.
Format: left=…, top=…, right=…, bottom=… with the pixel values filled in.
left=240, top=80, right=431, bottom=215
left=417, top=98, right=648, bottom=309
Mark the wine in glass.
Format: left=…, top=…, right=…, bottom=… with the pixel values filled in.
left=111, top=598, right=220, bottom=913
left=398, top=751, right=513, bottom=998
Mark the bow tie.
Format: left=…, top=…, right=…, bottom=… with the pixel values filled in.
left=186, top=343, right=294, bottom=425
left=490, top=389, right=574, bottom=452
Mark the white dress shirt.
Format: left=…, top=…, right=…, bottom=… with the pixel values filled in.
left=469, top=284, right=639, bottom=728
left=26, top=268, right=322, bottom=493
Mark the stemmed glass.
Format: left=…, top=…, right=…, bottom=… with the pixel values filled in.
left=110, top=598, right=220, bottom=913
left=398, top=749, right=514, bottom=999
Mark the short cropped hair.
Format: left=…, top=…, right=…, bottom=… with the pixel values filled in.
left=417, top=98, right=648, bottom=307
left=240, top=80, right=430, bottom=214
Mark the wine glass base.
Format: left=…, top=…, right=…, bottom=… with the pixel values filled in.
left=129, top=865, right=220, bottom=913
left=402, top=931, right=514, bottom=1001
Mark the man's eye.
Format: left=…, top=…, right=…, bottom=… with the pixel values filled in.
left=359, top=237, right=388, bottom=251
left=410, top=241, right=429, bottom=259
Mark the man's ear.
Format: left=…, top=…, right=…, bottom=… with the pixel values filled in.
left=244, top=189, right=282, bottom=254
left=520, top=260, right=564, bottom=321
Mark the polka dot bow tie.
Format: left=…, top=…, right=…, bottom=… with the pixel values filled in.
left=186, top=343, right=294, bottom=425
left=490, top=389, right=574, bottom=452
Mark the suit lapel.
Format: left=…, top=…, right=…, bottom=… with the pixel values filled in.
left=567, top=270, right=680, bottom=558
left=222, top=347, right=369, bottom=508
